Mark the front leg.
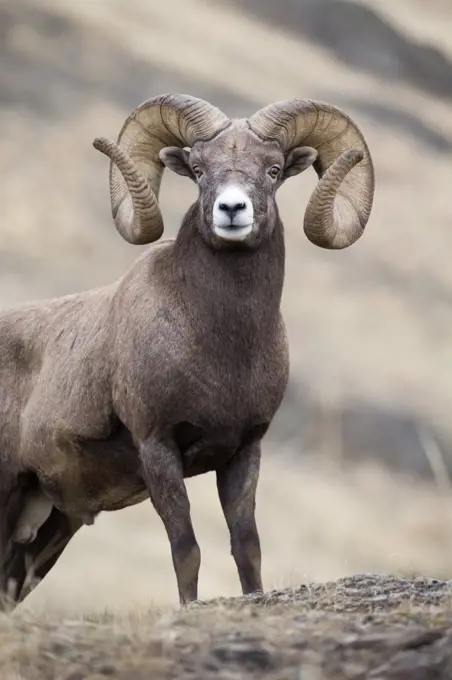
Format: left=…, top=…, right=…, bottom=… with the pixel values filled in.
left=139, top=436, right=200, bottom=605
left=216, top=440, right=263, bottom=595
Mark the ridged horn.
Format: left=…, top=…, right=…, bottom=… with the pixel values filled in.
left=93, top=94, right=230, bottom=244
left=248, top=99, right=375, bottom=249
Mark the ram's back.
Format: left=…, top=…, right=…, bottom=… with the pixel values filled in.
left=0, top=285, right=117, bottom=469
left=0, top=240, right=177, bottom=470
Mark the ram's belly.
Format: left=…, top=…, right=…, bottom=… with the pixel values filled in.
left=182, top=445, right=237, bottom=478
left=174, top=419, right=270, bottom=478
left=78, top=428, right=148, bottom=513
left=34, top=422, right=148, bottom=516
left=37, top=413, right=270, bottom=516
left=97, top=484, right=149, bottom=512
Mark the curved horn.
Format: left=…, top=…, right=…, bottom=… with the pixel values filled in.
left=248, top=100, right=375, bottom=249
left=93, top=94, right=230, bottom=245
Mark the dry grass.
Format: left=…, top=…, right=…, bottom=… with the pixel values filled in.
left=3, top=575, right=452, bottom=678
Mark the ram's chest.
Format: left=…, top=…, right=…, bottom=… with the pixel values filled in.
left=117, top=306, right=289, bottom=445
left=167, top=338, right=289, bottom=435
left=159, top=349, right=287, bottom=478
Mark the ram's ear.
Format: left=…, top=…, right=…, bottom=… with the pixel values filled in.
left=159, top=146, right=194, bottom=179
left=283, top=146, right=318, bottom=180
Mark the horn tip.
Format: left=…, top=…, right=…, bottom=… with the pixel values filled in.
left=347, top=148, right=365, bottom=164
left=93, top=137, right=114, bottom=153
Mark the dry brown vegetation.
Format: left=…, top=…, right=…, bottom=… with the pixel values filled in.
left=4, top=575, right=452, bottom=678
left=1, top=0, right=452, bottom=676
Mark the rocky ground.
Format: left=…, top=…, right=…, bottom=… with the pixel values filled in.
left=3, top=574, right=452, bottom=679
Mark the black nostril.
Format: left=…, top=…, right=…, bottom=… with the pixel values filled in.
left=218, top=201, right=246, bottom=214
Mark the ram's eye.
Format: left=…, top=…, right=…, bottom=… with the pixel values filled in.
left=192, top=166, right=203, bottom=179
left=268, top=165, right=280, bottom=179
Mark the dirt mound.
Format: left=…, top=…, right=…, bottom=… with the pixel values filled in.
left=5, top=575, right=452, bottom=679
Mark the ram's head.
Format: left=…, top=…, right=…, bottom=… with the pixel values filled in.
left=94, top=94, right=375, bottom=250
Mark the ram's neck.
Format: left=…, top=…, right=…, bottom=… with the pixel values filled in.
left=172, top=204, right=285, bottom=343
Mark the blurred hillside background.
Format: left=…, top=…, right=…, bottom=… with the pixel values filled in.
left=1, top=0, right=452, bottom=613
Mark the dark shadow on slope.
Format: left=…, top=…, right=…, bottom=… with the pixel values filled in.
left=328, top=97, right=452, bottom=154
left=233, top=0, right=452, bottom=101
left=271, top=379, right=452, bottom=483
left=0, top=3, right=255, bottom=121
left=1, top=1, right=450, bottom=163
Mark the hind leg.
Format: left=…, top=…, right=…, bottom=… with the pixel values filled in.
left=0, top=475, right=83, bottom=606
left=5, top=507, right=83, bottom=605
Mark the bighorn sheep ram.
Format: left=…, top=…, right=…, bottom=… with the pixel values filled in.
left=0, top=94, right=374, bottom=606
